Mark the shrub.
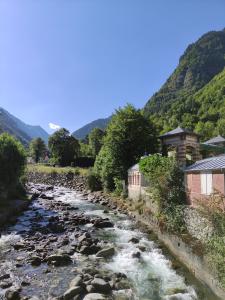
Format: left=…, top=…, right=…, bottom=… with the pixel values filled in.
left=139, top=154, right=186, bottom=233
left=0, top=133, right=26, bottom=199
left=113, top=177, right=124, bottom=196
left=87, top=169, right=102, bottom=192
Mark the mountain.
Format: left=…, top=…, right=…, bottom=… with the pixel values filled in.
left=0, top=107, right=49, bottom=145
left=72, top=117, right=111, bottom=140
left=143, top=29, right=225, bottom=138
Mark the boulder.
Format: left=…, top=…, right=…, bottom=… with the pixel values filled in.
left=128, top=237, right=139, bottom=244
left=5, top=289, right=21, bottom=300
left=46, top=254, right=72, bottom=266
left=63, top=286, right=83, bottom=300
left=79, top=245, right=100, bottom=255
left=96, top=247, right=115, bottom=258
left=69, top=275, right=83, bottom=287
left=90, top=278, right=111, bottom=294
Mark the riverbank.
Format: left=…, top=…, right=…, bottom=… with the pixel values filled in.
left=0, top=199, right=30, bottom=230
left=26, top=170, right=225, bottom=299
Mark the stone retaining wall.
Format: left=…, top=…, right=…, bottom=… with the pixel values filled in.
left=27, top=171, right=87, bottom=192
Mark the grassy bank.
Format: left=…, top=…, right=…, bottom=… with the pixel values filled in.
left=27, top=164, right=89, bottom=176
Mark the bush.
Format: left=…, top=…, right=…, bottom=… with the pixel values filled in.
left=87, top=169, right=102, bottom=192
left=0, top=133, right=26, bottom=199
left=139, top=154, right=186, bottom=233
left=113, top=177, right=124, bottom=196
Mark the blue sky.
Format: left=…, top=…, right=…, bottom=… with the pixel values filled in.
left=0, top=0, right=225, bottom=133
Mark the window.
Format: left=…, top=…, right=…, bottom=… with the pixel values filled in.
left=201, top=172, right=212, bottom=195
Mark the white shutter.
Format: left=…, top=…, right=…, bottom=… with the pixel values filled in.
left=201, top=172, right=212, bottom=195
left=201, top=173, right=207, bottom=194
left=206, top=172, right=212, bottom=195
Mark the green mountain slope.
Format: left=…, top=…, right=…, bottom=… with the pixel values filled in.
left=0, top=107, right=49, bottom=145
left=72, top=116, right=111, bottom=140
left=144, top=29, right=225, bottom=135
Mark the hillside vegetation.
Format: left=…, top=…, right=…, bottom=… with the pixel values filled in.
left=144, top=29, right=225, bottom=140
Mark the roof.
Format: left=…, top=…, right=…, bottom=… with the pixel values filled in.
left=128, top=163, right=139, bottom=172
left=204, top=135, right=225, bottom=145
left=185, top=155, right=225, bottom=172
left=160, top=127, right=198, bottom=138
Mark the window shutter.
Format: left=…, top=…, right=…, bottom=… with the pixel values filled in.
left=201, top=173, right=206, bottom=194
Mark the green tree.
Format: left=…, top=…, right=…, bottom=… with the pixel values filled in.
left=89, top=128, right=105, bottom=157
left=48, top=128, right=80, bottom=166
left=94, top=104, right=157, bottom=190
left=29, top=137, right=47, bottom=163
left=0, top=133, right=26, bottom=199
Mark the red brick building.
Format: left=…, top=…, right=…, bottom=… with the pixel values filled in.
left=185, top=155, right=225, bottom=208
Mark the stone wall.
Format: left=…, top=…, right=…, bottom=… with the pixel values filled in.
left=27, top=171, right=87, bottom=192
left=183, top=207, right=214, bottom=241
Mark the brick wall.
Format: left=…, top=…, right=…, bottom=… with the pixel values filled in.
left=186, top=171, right=225, bottom=207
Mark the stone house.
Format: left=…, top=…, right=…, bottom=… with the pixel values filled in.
left=185, top=155, right=225, bottom=209
left=128, top=163, right=149, bottom=200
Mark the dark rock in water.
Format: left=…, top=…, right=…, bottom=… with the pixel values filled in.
left=0, top=281, right=13, bottom=289
left=0, top=274, right=10, bottom=280
left=132, top=251, right=141, bottom=259
left=94, top=220, right=113, bottom=228
left=90, top=278, right=112, bottom=294
left=128, top=237, right=139, bottom=244
left=5, top=289, right=21, bottom=300
left=79, top=245, right=101, bottom=255
left=46, top=254, right=72, bottom=266
left=96, top=247, right=115, bottom=258
left=13, top=243, right=25, bottom=250
left=40, top=193, right=54, bottom=200
left=29, top=256, right=42, bottom=266
left=48, top=222, right=65, bottom=233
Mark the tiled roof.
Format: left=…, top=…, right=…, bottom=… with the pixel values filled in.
left=204, top=135, right=225, bottom=145
left=160, top=127, right=198, bottom=138
left=185, top=155, right=225, bottom=172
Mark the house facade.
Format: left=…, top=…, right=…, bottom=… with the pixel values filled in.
left=128, top=163, right=148, bottom=200
left=185, top=155, right=225, bottom=209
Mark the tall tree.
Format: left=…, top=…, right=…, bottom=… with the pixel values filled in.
left=94, top=104, right=157, bottom=190
left=29, top=137, right=47, bottom=163
left=48, top=128, right=80, bottom=166
left=89, top=128, right=105, bottom=157
left=0, top=133, right=26, bottom=199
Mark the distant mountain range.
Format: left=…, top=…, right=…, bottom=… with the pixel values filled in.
left=0, top=107, right=49, bottom=145
left=72, top=116, right=111, bottom=140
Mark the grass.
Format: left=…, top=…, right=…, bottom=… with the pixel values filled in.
left=27, top=164, right=89, bottom=176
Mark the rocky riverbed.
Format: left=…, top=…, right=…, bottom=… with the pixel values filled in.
left=0, top=184, right=218, bottom=300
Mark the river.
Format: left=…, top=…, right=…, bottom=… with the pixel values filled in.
left=0, top=184, right=219, bottom=300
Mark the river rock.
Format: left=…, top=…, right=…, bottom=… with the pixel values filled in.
left=83, top=293, right=108, bottom=300
left=63, top=286, right=83, bottom=300
left=79, top=245, right=100, bottom=255
left=69, top=275, right=83, bottom=287
left=94, top=220, right=113, bottom=228
left=29, top=256, right=42, bottom=266
left=128, top=237, right=139, bottom=244
left=46, top=254, right=72, bottom=266
left=5, top=289, right=21, bottom=300
left=96, top=247, right=115, bottom=258
left=90, top=278, right=111, bottom=294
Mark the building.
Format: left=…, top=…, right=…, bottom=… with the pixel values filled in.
left=185, top=155, right=225, bottom=209
left=128, top=163, right=148, bottom=200
left=160, top=127, right=201, bottom=167
left=204, top=135, right=225, bottom=147
left=200, top=135, right=225, bottom=158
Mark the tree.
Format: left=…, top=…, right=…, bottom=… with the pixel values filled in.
left=0, top=133, right=26, bottom=199
left=94, top=104, right=158, bottom=190
left=29, top=138, right=47, bottom=163
left=89, top=128, right=105, bottom=157
left=48, top=128, right=80, bottom=166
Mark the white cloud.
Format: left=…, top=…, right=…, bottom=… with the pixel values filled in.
left=49, top=122, right=61, bottom=130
